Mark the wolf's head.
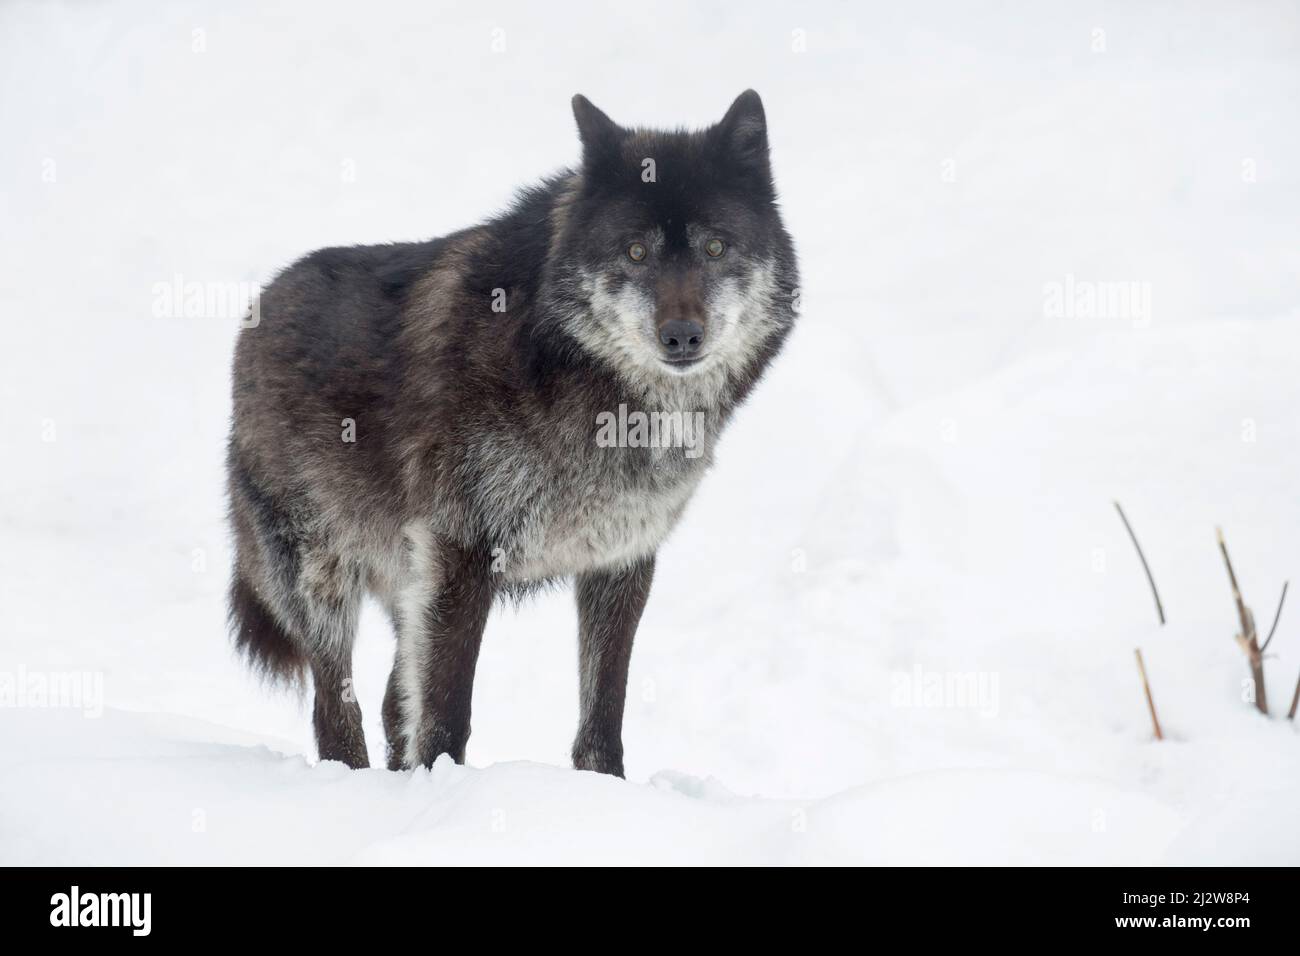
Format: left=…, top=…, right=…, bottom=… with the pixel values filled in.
left=544, top=91, right=798, bottom=399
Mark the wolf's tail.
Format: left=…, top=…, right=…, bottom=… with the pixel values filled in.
left=228, top=575, right=307, bottom=687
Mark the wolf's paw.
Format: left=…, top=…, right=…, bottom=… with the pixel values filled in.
left=571, top=740, right=625, bottom=778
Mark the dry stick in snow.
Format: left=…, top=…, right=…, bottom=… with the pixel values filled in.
left=1114, top=501, right=1165, bottom=625
left=1257, top=582, right=1291, bottom=718
left=1259, top=580, right=1288, bottom=655
left=1216, top=527, right=1268, bottom=715
left=1134, top=648, right=1164, bottom=741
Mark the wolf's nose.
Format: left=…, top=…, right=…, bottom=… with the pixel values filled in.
left=659, top=319, right=705, bottom=358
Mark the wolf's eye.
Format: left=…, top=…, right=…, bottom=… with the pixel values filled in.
left=627, top=242, right=647, bottom=262
left=705, top=238, right=726, bottom=258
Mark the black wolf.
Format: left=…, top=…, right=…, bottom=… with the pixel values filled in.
left=227, top=91, right=798, bottom=776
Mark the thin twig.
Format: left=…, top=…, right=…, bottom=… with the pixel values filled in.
left=1114, top=501, right=1165, bottom=625
left=1217, top=527, right=1268, bottom=715
left=1289, top=672, right=1300, bottom=721
left=1260, top=580, right=1288, bottom=655
left=1135, top=648, right=1163, bottom=740
left=1217, top=528, right=1248, bottom=631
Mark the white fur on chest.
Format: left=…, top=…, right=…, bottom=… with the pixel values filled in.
left=502, top=471, right=699, bottom=581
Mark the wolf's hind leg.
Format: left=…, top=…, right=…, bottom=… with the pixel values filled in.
left=389, top=531, right=494, bottom=770
left=381, top=663, right=406, bottom=770
left=310, top=651, right=368, bottom=768
left=228, top=460, right=368, bottom=767
left=299, top=550, right=368, bottom=768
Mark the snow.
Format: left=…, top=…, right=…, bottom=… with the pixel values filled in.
left=2, top=0, right=1299, bottom=865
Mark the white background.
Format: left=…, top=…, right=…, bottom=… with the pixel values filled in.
left=2, top=0, right=1299, bottom=863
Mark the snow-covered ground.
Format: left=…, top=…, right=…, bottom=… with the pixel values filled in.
left=3, top=0, right=1299, bottom=864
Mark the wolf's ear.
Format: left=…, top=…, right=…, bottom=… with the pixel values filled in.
left=714, top=90, right=770, bottom=172
left=572, top=94, right=622, bottom=165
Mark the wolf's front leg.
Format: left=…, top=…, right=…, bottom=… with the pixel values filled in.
left=394, top=540, right=495, bottom=769
left=572, top=556, right=656, bottom=777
